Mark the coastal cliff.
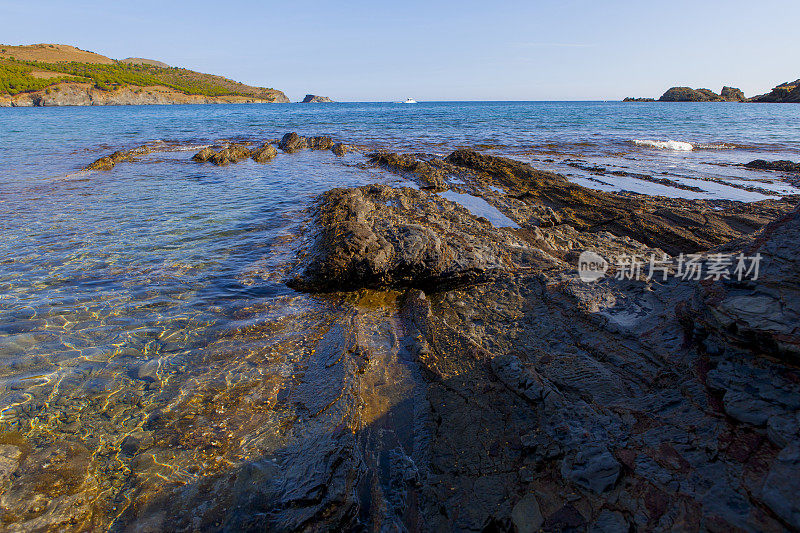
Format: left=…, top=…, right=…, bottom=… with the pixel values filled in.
left=0, top=82, right=289, bottom=106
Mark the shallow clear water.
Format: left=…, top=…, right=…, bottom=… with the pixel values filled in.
left=0, top=101, right=798, bottom=528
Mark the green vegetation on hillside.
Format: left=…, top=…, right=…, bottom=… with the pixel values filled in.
left=0, top=58, right=278, bottom=98
left=0, top=61, right=77, bottom=94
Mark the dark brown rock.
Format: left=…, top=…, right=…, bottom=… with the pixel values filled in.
left=750, top=79, right=800, bottom=103
left=444, top=149, right=794, bottom=255
left=278, top=132, right=307, bottom=153
left=191, top=147, right=217, bottom=162
left=307, top=136, right=334, bottom=150
left=744, top=160, right=800, bottom=172
left=331, top=142, right=349, bottom=156
left=287, top=184, right=518, bottom=292
left=210, top=144, right=251, bottom=166
left=250, top=143, right=278, bottom=163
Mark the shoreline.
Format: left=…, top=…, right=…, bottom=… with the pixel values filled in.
left=1, top=132, right=799, bottom=530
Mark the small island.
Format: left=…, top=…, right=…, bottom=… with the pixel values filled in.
left=624, top=79, right=799, bottom=103
left=302, top=94, right=335, bottom=103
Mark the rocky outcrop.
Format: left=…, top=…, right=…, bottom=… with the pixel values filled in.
left=659, top=87, right=725, bottom=102
left=699, top=207, right=800, bottom=361
left=331, top=142, right=349, bottom=156
left=0, top=82, right=290, bottom=107
left=744, top=159, right=800, bottom=172
left=721, top=86, right=747, bottom=102
left=750, top=79, right=800, bottom=103
left=278, top=132, right=308, bottom=153
left=622, top=97, right=655, bottom=102
left=442, top=149, right=792, bottom=255
left=277, top=148, right=800, bottom=531
left=210, top=144, right=251, bottom=166
left=368, top=151, right=448, bottom=190
left=287, top=184, right=517, bottom=292
left=251, top=143, right=278, bottom=163
left=189, top=143, right=253, bottom=166
left=84, top=145, right=153, bottom=171
left=302, top=94, right=334, bottom=103
left=307, top=135, right=334, bottom=150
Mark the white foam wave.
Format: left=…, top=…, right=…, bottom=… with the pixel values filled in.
left=633, top=139, right=694, bottom=151
left=693, top=143, right=738, bottom=150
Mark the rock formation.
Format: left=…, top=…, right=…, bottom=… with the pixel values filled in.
left=274, top=148, right=800, bottom=531
left=750, top=79, right=800, bottom=103
left=251, top=143, right=278, bottom=163
left=721, top=86, right=747, bottom=102
left=302, top=94, right=335, bottom=103
left=628, top=80, right=799, bottom=103
left=278, top=132, right=308, bottom=153
left=745, top=160, right=800, bottom=172
left=84, top=145, right=153, bottom=171
left=659, top=87, right=728, bottom=102
left=60, top=139, right=800, bottom=532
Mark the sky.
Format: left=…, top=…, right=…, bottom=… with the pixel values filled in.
left=1, top=0, right=798, bottom=102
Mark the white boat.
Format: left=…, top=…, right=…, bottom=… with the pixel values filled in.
left=402, top=98, right=417, bottom=104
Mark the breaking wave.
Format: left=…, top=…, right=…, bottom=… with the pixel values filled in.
left=632, top=139, right=694, bottom=151
left=632, top=139, right=742, bottom=151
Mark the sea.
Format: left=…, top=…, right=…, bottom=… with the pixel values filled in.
left=0, top=101, right=798, bottom=527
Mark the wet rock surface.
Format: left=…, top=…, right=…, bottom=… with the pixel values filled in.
left=286, top=184, right=520, bottom=292
left=250, top=142, right=278, bottom=163
left=9, top=142, right=800, bottom=531
left=745, top=159, right=800, bottom=173
left=278, top=132, right=308, bottom=153
left=276, top=149, right=800, bottom=531
left=84, top=145, right=153, bottom=171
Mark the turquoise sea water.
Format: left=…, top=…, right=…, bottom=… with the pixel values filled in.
left=0, top=101, right=798, bottom=527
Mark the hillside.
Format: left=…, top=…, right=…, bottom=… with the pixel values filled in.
left=0, top=43, right=288, bottom=105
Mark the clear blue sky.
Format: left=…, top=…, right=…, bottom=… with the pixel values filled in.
left=1, top=0, right=798, bottom=102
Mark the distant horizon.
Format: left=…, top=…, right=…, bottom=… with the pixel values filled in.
left=1, top=0, right=798, bottom=102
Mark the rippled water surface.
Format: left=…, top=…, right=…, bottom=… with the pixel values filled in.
left=0, top=102, right=798, bottom=528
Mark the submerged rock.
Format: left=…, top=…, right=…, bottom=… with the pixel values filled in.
left=84, top=145, right=152, bottom=171
left=331, top=142, right=349, bottom=156
left=744, top=159, right=800, bottom=172
left=368, top=151, right=448, bottom=190
left=278, top=132, right=307, bottom=153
